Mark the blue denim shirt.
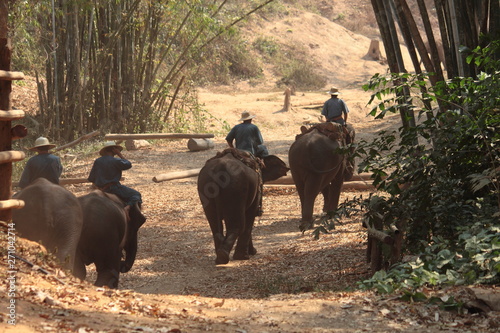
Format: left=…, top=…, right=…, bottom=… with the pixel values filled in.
left=88, top=155, right=132, bottom=187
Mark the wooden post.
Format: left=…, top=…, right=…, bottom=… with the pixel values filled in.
left=0, top=3, right=25, bottom=220
left=283, top=87, right=292, bottom=112
left=0, top=31, right=12, bottom=221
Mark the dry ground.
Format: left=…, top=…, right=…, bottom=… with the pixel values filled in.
left=2, top=5, right=499, bottom=333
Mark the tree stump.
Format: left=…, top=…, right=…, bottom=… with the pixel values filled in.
left=283, top=87, right=292, bottom=112
left=365, top=39, right=381, bottom=60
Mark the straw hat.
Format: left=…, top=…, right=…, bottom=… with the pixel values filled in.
left=327, top=87, right=340, bottom=95
left=238, top=110, right=256, bottom=122
left=29, top=137, right=56, bottom=151
left=99, top=141, right=123, bottom=156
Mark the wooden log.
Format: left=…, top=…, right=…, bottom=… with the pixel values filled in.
left=0, top=199, right=24, bottom=210
left=0, top=150, right=25, bottom=164
left=0, top=69, right=24, bottom=80
left=366, top=225, right=394, bottom=245
left=153, top=169, right=201, bottom=183
left=187, top=138, right=214, bottom=152
left=105, top=133, right=214, bottom=140
left=265, top=173, right=377, bottom=185
left=0, top=109, right=24, bottom=120
left=52, top=130, right=100, bottom=152
left=125, top=139, right=151, bottom=151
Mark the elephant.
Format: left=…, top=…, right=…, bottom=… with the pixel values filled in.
left=12, top=177, right=83, bottom=272
left=288, top=122, right=355, bottom=231
left=74, top=190, right=146, bottom=288
left=197, top=148, right=289, bottom=265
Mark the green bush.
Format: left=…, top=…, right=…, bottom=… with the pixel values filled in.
left=319, top=42, right=500, bottom=293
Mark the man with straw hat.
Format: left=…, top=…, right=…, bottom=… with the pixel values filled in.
left=321, top=87, right=350, bottom=125
left=88, top=141, right=146, bottom=223
left=225, top=110, right=269, bottom=158
left=18, top=137, right=63, bottom=189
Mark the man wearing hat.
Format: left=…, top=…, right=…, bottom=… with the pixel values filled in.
left=18, top=137, right=63, bottom=189
left=321, top=87, right=350, bottom=125
left=88, top=141, right=146, bottom=223
left=225, top=110, right=269, bottom=158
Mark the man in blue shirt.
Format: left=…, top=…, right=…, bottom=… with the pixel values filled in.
left=19, top=137, right=63, bottom=189
left=88, top=141, right=145, bottom=223
left=225, top=111, right=269, bottom=158
left=321, top=87, right=349, bottom=125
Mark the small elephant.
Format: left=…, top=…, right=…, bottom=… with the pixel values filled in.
left=13, top=178, right=83, bottom=272
left=74, top=190, right=146, bottom=288
left=289, top=122, right=355, bottom=230
left=197, top=148, right=289, bottom=265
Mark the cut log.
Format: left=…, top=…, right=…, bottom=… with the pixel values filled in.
left=153, top=169, right=202, bottom=183
left=52, top=130, right=100, bottom=152
left=0, top=70, right=24, bottom=80
left=105, top=133, right=214, bottom=140
left=125, top=139, right=151, bottom=151
left=366, top=225, right=394, bottom=245
left=265, top=173, right=376, bottom=185
left=0, top=199, right=24, bottom=210
left=0, top=109, right=24, bottom=121
left=187, top=138, right=214, bottom=152
left=0, top=150, right=25, bottom=164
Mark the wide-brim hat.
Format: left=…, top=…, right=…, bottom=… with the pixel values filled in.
left=99, top=141, right=123, bottom=156
left=239, top=110, right=256, bottom=122
left=327, top=87, right=340, bottom=95
left=29, top=137, right=56, bottom=151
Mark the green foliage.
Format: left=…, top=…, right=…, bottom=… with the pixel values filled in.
left=339, top=43, right=499, bottom=294
left=359, top=222, right=500, bottom=293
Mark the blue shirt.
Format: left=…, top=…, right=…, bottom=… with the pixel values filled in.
left=225, top=122, right=264, bottom=155
left=88, top=155, right=132, bottom=187
left=19, top=153, right=63, bottom=189
left=322, top=98, right=349, bottom=121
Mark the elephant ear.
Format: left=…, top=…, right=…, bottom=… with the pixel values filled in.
left=262, top=155, right=290, bottom=182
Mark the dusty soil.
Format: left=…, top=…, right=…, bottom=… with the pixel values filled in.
left=2, top=4, right=499, bottom=333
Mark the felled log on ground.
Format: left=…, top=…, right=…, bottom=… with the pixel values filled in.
left=265, top=173, right=376, bottom=185
left=187, top=138, right=214, bottom=152
left=125, top=139, right=151, bottom=151
left=153, top=169, right=202, bottom=183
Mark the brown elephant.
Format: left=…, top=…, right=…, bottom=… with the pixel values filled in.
left=74, top=190, right=146, bottom=288
left=288, top=122, right=355, bottom=231
left=13, top=178, right=83, bottom=272
left=197, top=148, right=289, bottom=265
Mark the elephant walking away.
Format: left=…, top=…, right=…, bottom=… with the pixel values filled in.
left=288, top=122, right=355, bottom=231
left=197, top=148, right=289, bottom=265
left=13, top=178, right=83, bottom=272
left=75, top=190, right=146, bottom=288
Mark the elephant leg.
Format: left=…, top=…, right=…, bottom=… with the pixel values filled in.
left=120, top=232, right=138, bottom=273
left=73, top=254, right=87, bottom=281
left=233, top=205, right=258, bottom=260
left=216, top=210, right=243, bottom=265
left=95, top=249, right=121, bottom=289
left=299, top=177, right=323, bottom=231
left=324, top=176, right=344, bottom=212
left=203, top=206, right=224, bottom=252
